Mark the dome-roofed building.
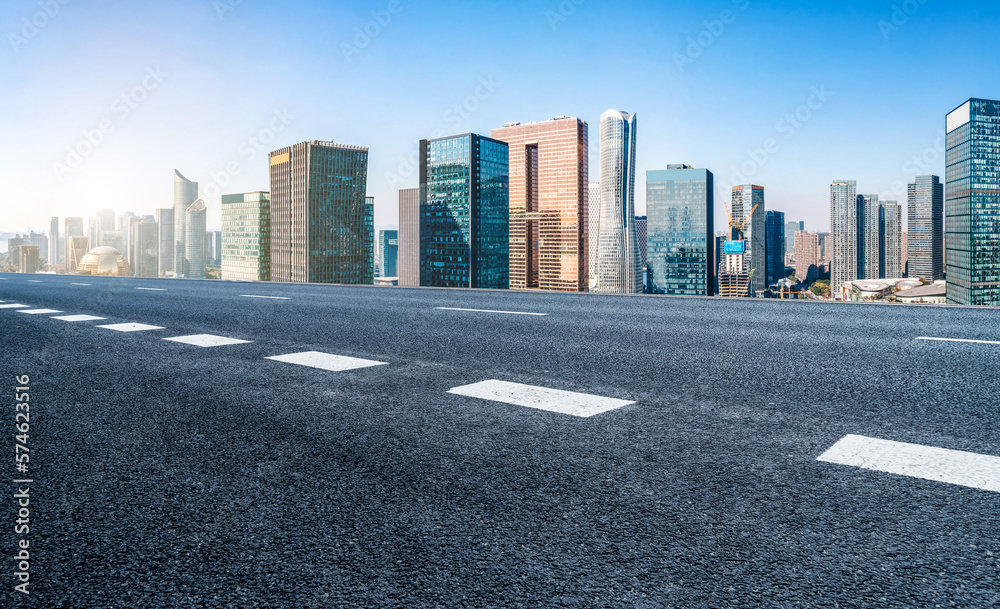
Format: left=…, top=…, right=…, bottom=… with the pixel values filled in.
left=77, top=246, right=130, bottom=276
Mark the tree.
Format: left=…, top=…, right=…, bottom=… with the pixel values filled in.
left=809, top=279, right=830, bottom=295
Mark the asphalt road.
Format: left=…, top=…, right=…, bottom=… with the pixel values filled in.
left=2, top=272, right=998, bottom=608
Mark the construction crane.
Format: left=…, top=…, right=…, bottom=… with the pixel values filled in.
left=722, top=199, right=759, bottom=240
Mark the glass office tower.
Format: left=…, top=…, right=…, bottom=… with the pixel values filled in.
left=419, top=134, right=509, bottom=289
left=646, top=165, right=715, bottom=296
left=221, top=191, right=271, bottom=282
left=880, top=201, right=902, bottom=279
left=595, top=110, right=642, bottom=294
left=946, top=98, right=1000, bottom=305
left=379, top=230, right=398, bottom=278
left=268, top=140, right=372, bottom=284
left=765, top=210, right=785, bottom=285
left=172, top=169, right=198, bottom=277
left=907, top=175, right=944, bottom=280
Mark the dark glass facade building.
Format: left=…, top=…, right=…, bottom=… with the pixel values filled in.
left=765, top=210, right=785, bottom=285
left=646, top=166, right=714, bottom=296
left=268, top=140, right=372, bottom=284
left=379, top=230, right=398, bottom=278
left=419, top=134, right=509, bottom=289
left=946, top=98, right=1000, bottom=305
left=907, top=175, right=944, bottom=280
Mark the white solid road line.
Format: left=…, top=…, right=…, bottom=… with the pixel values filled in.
left=917, top=336, right=1000, bottom=346
left=98, top=323, right=165, bottom=332
left=18, top=309, right=63, bottom=314
left=136, top=287, right=166, bottom=291
left=818, top=434, right=1000, bottom=493
left=240, top=295, right=291, bottom=300
left=0, top=304, right=30, bottom=309
left=435, top=307, right=548, bottom=316
left=448, top=380, right=635, bottom=418
left=52, top=315, right=107, bottom=322
left=164, top=334, right=251, bottom=348
left=267, top=351, right=387, bottom=372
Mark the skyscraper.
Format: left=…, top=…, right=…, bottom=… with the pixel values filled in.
left=17, top=246, right=40, bottom=273
left=155, top=208, right=174, bottom=277
left=794, top=230, right=822, bottom=283
left=595, top=110, right=641, bottom=294
left=96, top=209, right=116, bottom=233
left=173, top=169, right=198, bottom=277
left=946, top=99, right=1000, bottom=305
left=731, top=185, right=766, bottom=295
left=765, top=210, right=786, bottom=286
left=907, top=175, right=944, bottom=280
left=67, top=236, right=90, bottom=272
left=221, top=191, right=271, bottom=282
left=859, top=194, right=881, bottom=280
left=64, top=217, right=84, bottom=270
left=830, top=179, right=859, bottom=299
left=587, top=181, right=600, bottom=288
left=398, top=188, right=419, bottom=287
left=269, top=140, right=372, bottom=284
left=49, top=217, right=59, bottom=264
left=130, top=219, right=160, bottom=278
left=646, top=165, right=714, bottom=296
left=880, top=201, right=902, bottom=279
left=635, top=216, right=648, bottom=270
left=491, top=117, right=589, bottom=292
left=379, top=230, right=398, bottom=277
left=184, top=199, right=208, bottom=279
left=785, top=220, right=804, bottom=255
left=419, top=133, right=509, bottom=289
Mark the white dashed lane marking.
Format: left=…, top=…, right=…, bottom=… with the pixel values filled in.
left=71, top=283, right=91, bottom=286
left=241, top=295, right=291, bottom=300
left=18, top=309, right=63, bottom=315
left=448, top=380, right=635, bottom=418
left=27, top=280, right=42, bottom=283
left=136, top=288, right=166, bottom=291
left=164, top=334, right=251, bottom=348
left=435, top=307, right=548, bottom=316
left=266, top=351, right=387, bottom=372
left=917, top=336, right=1000, bottom=346
left=98, top=323, right=165, bottom=332
left=52, top=315, right=107, bottom=322
left=0, top=304, right=30, bottom=309
left=818, top=434, right=1000, bottom=493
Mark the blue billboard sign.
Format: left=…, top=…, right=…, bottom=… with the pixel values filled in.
left=724, top=240, right=746, bottom=255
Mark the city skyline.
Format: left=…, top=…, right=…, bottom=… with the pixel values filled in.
left=4, top=1, right=994, bottom=236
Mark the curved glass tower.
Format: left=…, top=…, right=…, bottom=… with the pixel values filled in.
left=184, top=198, right=207, bottom=279
left=173, top=169, right=198, bottom=277
left=596, top=110, right=642, bottom=294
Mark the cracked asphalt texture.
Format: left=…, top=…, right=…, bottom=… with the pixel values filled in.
left=2, top=273, right=998, bottom=608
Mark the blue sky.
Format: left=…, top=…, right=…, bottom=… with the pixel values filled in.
left=1, top=0, right=996, bottom=235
